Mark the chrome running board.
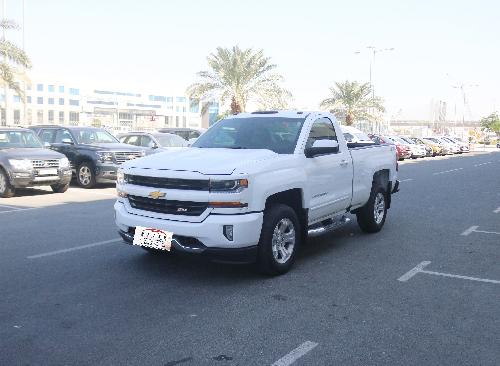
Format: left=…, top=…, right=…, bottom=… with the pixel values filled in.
left=308, top=216, right=351, bottom=237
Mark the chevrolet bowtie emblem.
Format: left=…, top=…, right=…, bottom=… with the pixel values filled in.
left=148, top=191, right=165, bottom=200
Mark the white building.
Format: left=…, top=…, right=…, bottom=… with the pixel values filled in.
left=1, top=79, right=219, bottom=132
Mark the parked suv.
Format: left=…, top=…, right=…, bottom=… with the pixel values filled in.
left=30, top=126, right=145, bottom=188
left=0, top=127, right=72, bottom=197
left=118, top=132, right=188, bottom=155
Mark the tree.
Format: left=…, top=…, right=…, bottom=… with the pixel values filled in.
left=320, top=81, right=385, bottom=126
left=480, top=112, right=500, bottom=137
left=187, top=46, right=291, bottom=114
left=0, top=19, right=31, bottom=99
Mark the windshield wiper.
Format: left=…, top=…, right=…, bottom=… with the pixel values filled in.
left=226, top=146, right=249, bottom=149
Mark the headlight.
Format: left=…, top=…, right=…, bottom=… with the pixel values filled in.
left=209, top=179, right=248, bottom=192
left=59, top=157, right=70, bottom=168
left=96, top=151, right=114, bottom=163
left=8, top=159, right=32, bottom=170
left=117, top=169, right=125, bottom=185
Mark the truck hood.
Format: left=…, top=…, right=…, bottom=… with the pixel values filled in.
left=0, top=148, right=64, bottom=159
left=124, top=148, right=278, bottom=175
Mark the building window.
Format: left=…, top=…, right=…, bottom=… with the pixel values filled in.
left=27, top=96, right=32, bottom=103
left=166, top=105, right=173, bottom=110
left=27, top=109, right=32, bottom=124
left=48, top=110, right=54, bottom=122
left=165, top=116, right=172, bottom=126
left=59, top=86, right=64, bottom=93
left=189, top=99, right=200, bottom=113
left=69, top=88, right=79, bottom=95
left=69, top=111, right=79, bottom=125
left=48, top=97, right=54, bottom=105
left=13, top=95, right=21, bottom=103
left=27, top=84, right=32, bottom=91
left=175, top=116, right=180, bottom=127
left=176, top=97, right=186, bottom=103
left=37, top=110, right=43, bottom=123
left=182, top=116, right=187, bottom=127
left=13, top=110, right=20, bottom=124
left=69, top=99, right=79, bottom=106
left=37, top=97, right=43, bottom=104
left=182, top=106, right=186, bottom=113
left=166, top=97, right=173, bottom=103
left=59, top=111, right=64, bottom=123
left=48, top=85, right=55, bottom=92
left=149, top=95, right=167, bottom=102
left=59, top=98, right=64, bottom=105
left=37, top=84, right=43, bottom=92
left=176, top=106, right=180, bottom=113
left=119, top=112, right=133, bottom=120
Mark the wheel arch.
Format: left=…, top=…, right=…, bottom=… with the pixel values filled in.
left=265, top=188, right=307, bottom=238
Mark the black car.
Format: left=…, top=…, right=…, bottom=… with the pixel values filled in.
left=0, top=127, right=72, bottom=197
left=30, top=126, right=145, bottom=188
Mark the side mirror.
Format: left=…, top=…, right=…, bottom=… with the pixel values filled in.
left=61, top=138, right=74, bottom=145
left=188, top=138, right=197, bottom=146
left=43, top=142, right=51, bottom=148
left=305, top=140, right=339, bottom=158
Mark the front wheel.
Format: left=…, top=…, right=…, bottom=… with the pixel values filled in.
left=51, top=182, right=70, bottom=193
left=0, top=168, right=15, bottom=198
left=77, top=162, right=96, bottom=188
left=356, top=186, right=388, bottom=233
left=257, top=204, right=301, bottom=275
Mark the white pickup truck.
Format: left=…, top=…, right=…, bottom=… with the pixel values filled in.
left=115, top=111, right=399, bottom=274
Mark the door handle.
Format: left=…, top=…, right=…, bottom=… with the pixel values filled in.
left=340, top=160, right=349, bottom=167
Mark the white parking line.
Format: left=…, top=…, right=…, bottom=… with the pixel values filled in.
left=461, top=225, right=500, bottom=236
left=271, top=341, right=318, bottom=366
left=68, top=188, right=116, bottom=197
left=0, top=204, right=24, bottom=209
left=398, top=261, right=500, bottom=285
left=399, top=178, right=414, bottom=182
left=432, top=168, right=463, bottom=175
left=27, top=238, right=122, bottom=259
left=0, top=207, right=40, bottom=214
left=474, top=161, right=493, bottom=167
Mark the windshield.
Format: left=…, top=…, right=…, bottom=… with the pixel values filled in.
left=192, top=117, right=305, bottom=154
left=424, top=138, right=441, bottom=144
left=0, top=130, right=43, bottom=149
left=154, top=134, right=188, bottom=147
left=400, top=137, right=415, bottom=144
left=388, top=136, right=408, bottom=145
left=73, top=129, right=118, bottom=144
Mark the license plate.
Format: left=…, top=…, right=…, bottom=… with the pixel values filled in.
left=38, top=168, right=58, bottom=176
left=133, top=226, right=173, bottom=251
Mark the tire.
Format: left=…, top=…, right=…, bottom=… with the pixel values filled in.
left=356, top=185, right=388, bottom=233
left=0, top=168, right=15, bottom=198
left=257, top=204, right=301, bottom=275
left=77, top=162, right=96, bottom=188
left=50, top=182, right=70, bottom=193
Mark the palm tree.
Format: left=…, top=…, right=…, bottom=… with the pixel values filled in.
left=320, top=81, right=385, bottom=126
left=0, top=19, right=31, bottom=99
left=187, top=46, right=291, bottom=114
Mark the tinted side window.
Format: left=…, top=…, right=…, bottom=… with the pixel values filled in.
left=189, top=131, right=200, bottom=139
left=306, top=118, right=338, bottom=149
left=54, top=129, right=74, bottom=143
left=140, top=136, right=155, bottom=148
left=39, top=129, right=57, bottom=143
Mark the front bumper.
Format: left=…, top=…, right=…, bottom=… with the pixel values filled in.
left=114, top=200, right=263, bottom=263
left=95, top=164, right=119, bottom=182
left=9, top=168, right=72, bottom=188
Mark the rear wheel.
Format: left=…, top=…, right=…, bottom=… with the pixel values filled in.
left=257, top=204, right=301, bottom=275
left=356, top=186, right=388, bottom=233
left=0, top=168, right=15, bottom=198
left=77, top=162, right=96, bottom=188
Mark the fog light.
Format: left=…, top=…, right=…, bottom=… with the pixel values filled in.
left=223, top=225, right=233, bottom=241
left=117, top=189, right=128, bottom=198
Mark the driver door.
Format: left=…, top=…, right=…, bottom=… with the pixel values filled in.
left=305, top=118, right=353, bottom=223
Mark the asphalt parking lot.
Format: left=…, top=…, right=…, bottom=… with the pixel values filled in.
left=1, top=151, right=499, bottom=366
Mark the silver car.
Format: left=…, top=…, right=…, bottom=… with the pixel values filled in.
left=118, top=132, right=188, bottom=155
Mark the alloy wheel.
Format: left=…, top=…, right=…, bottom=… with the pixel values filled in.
left=271, top=218, right=296, bottom=264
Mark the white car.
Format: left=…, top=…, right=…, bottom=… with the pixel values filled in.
left=436, top=137, right=461, bottom=154
left=443, top=136, right=469, bottom=153
left=340, top=125, right=375, bottom=144
left=399, top=136, right=426, bottom=158
left=115, top=111, right=399, bottom=275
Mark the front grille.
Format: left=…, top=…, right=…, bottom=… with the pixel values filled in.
left=31, top=159, right=59, bottom=168
left=114, top=151, right=143, bottom=164
left=128, top=195, right=208, bottom=216
left=125, top=174, right=209, bottom=191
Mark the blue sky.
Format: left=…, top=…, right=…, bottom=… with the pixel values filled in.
left=5, top=0, right=500, bottom=119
